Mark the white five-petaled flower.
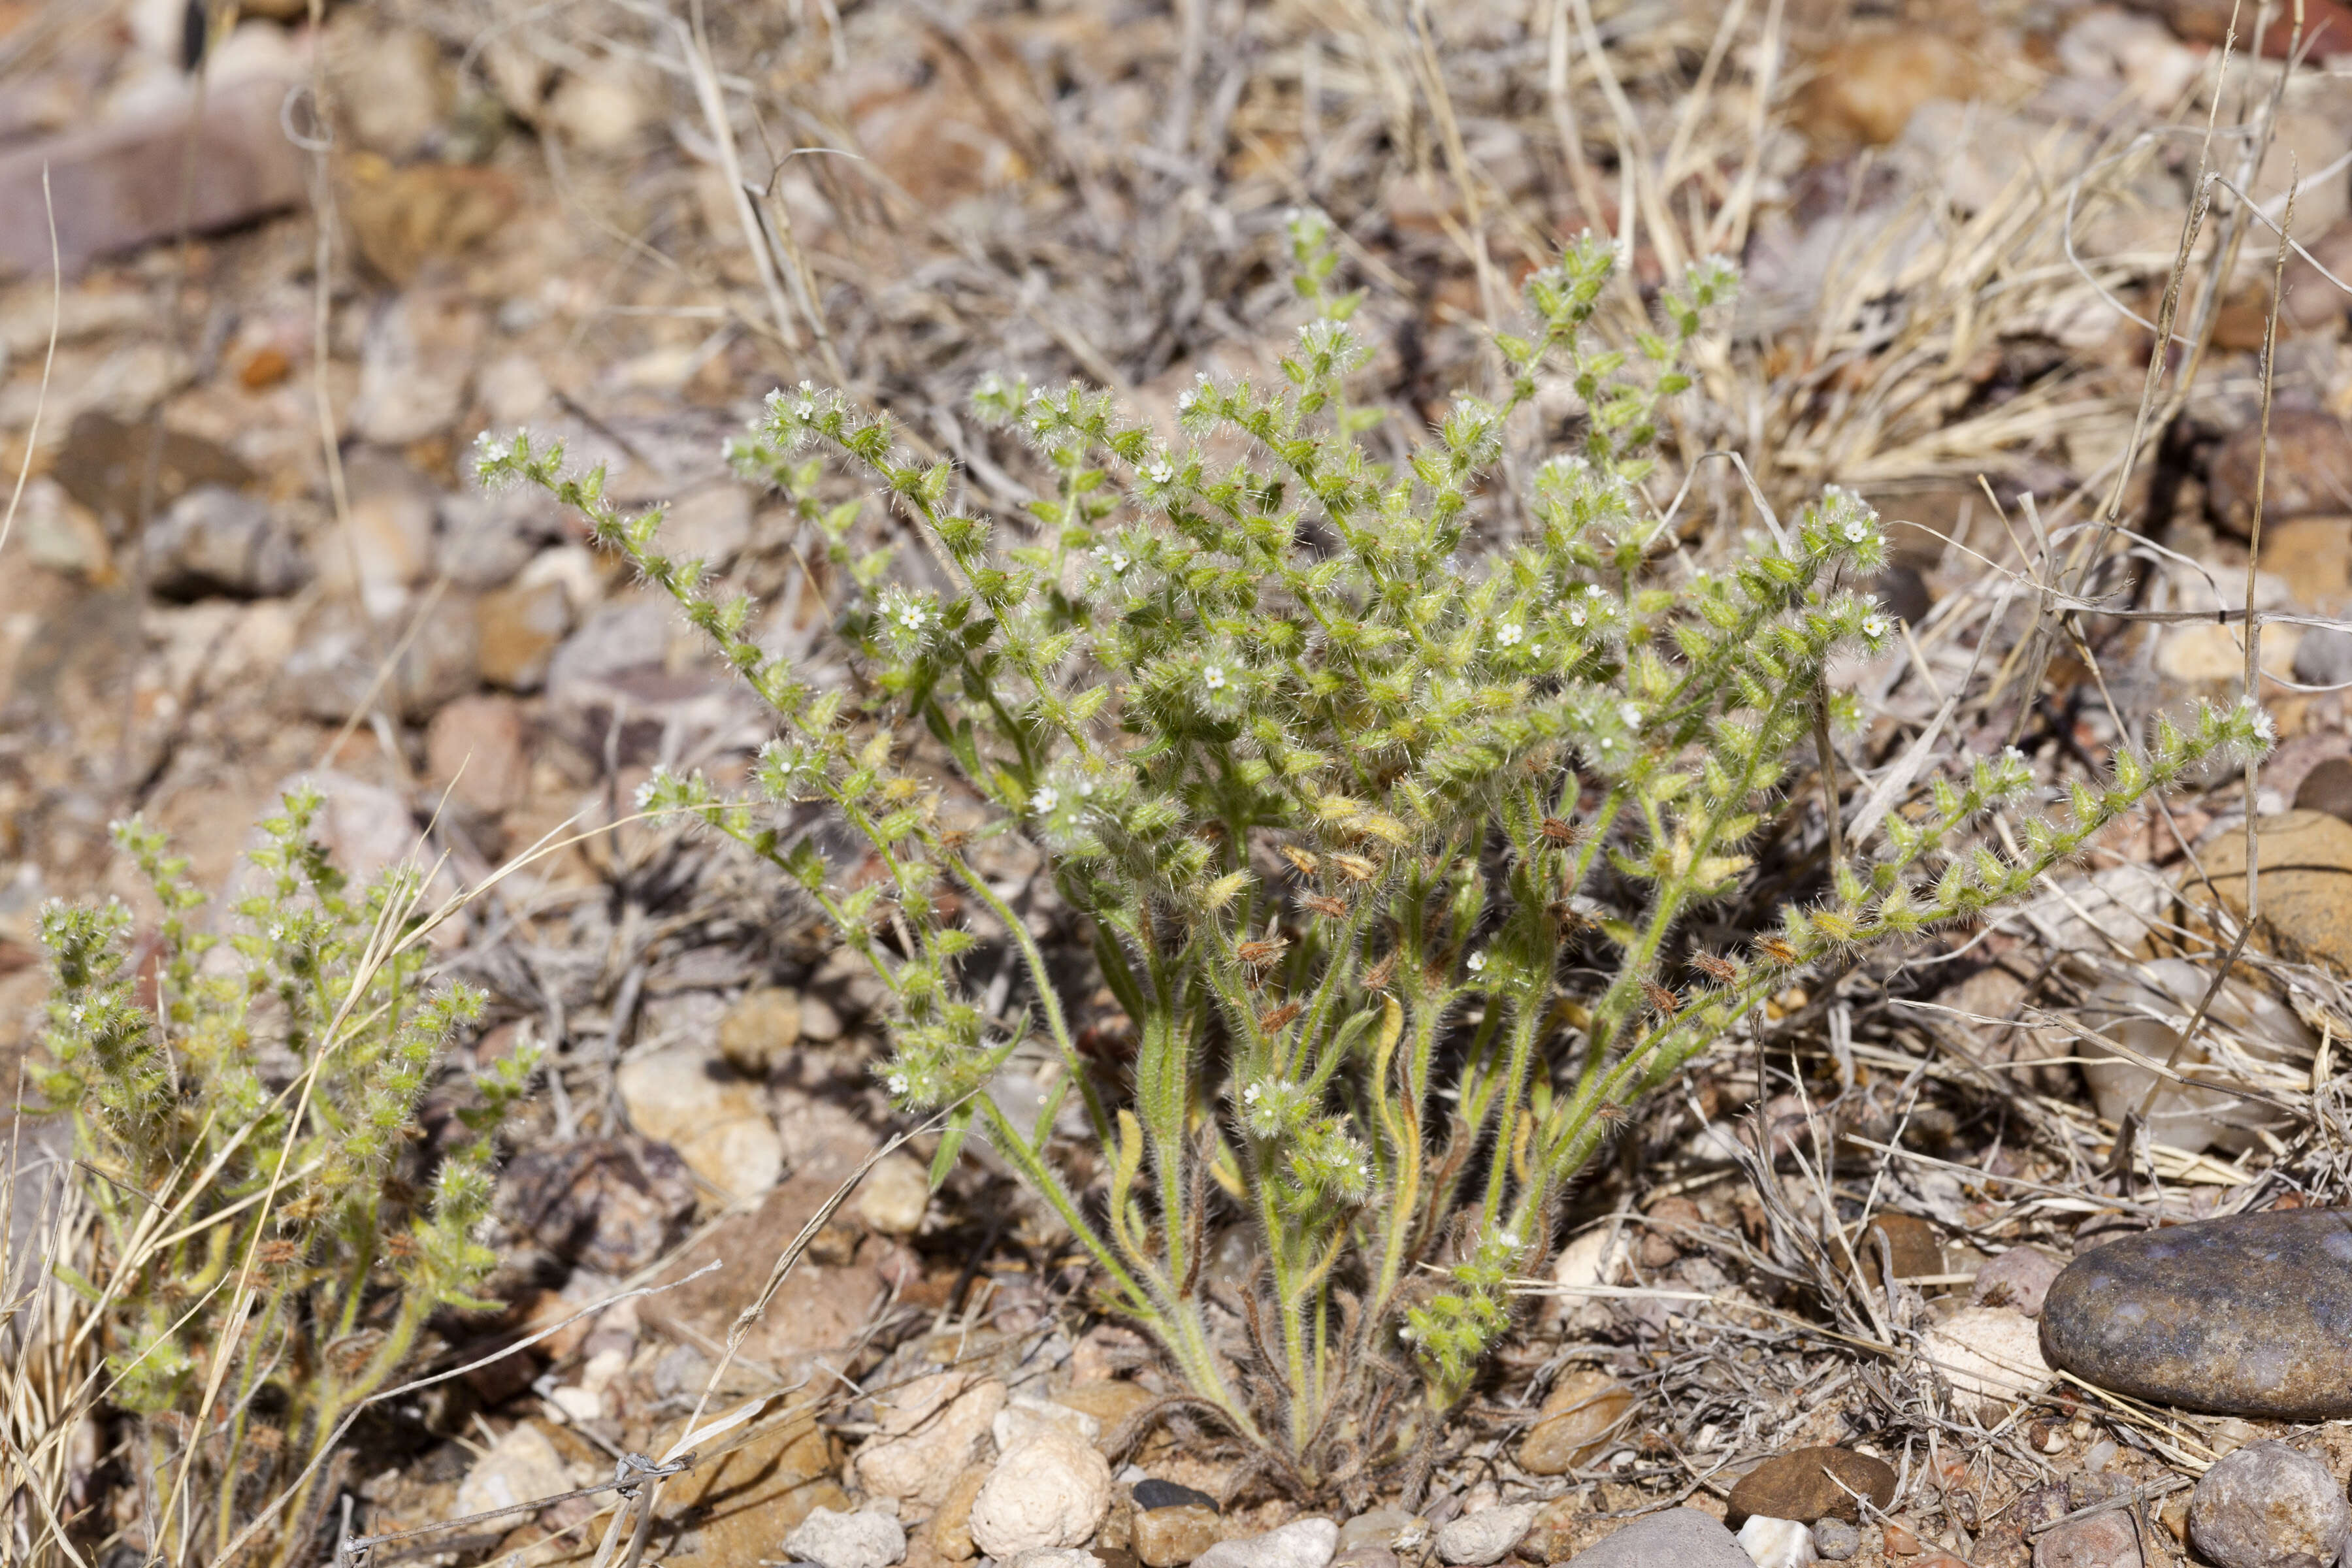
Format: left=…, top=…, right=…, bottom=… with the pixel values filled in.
left=1203, top=665, right=1228, bottom=692
left=887, top=1071, right=910, bottom=1095
left=1619, top=702, right=1642, bottom=728
left=794, top=399, right=816, bottom=421
left=1032, top=787, right=1060, bottom=815
left=69, top=1004, right=85, bottom=1023
left=1586, top=583, right=1605, bottom=598
left=1569, top=604, right=1588, bottom=628
left=1143, top=460, right=1175, bottom=485
left=1467, top=951, right=1488, bottom=973
left=1862, top=615, right=1887, bottom=640
left=1106, top=549, right=1131, bottom=574
left=896, top=602, right=928, bottom=632
left=1498, top=623, right=1525, bottom=648
left=1844, top=520, right=1870, bottom=543
left=1243, top=1081, right=1263, bottom=1105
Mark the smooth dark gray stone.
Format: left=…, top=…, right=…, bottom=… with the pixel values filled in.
left=2040, top=1210, right=2352, bottom=1418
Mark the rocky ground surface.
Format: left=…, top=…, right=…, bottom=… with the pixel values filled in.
left=6, top=0, right=2352, bottom=1564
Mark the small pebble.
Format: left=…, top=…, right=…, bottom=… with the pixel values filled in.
left=1330, top=1551, right=1399, bottom=1568
left=1194, top=1518, right=1341, bottom=1568
left=1337, top=1512, right=1421, bottom=1554
left=1813, top=1521, right=1860, bottom=1562
left=1011, top=1552, right=1105, bottom=1568
left=1736, top=1517, right=1816, bottom=1568
left=2189, top=1441, right=2351, bottom=1568
left=2034, top=1509, right=2141, bottom=1568
left=784, top=1507, right=909, bottom=1568
left=1971, top=1247, right=2066, bottom=1318
left=1435, top=1504, right=1537, bottom=1567
left=1133, top=1506, right=1222, bottom=1568
left=1884, top=1524, right=1922, bottom=1556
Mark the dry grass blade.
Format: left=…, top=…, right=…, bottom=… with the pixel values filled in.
left=0, top=165, right=57, bottom=560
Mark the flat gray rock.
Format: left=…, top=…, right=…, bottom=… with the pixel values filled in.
left=1567, top=1509, right=1751, bottom=1568
left=2040, top=1211, right=2352, bottom=1418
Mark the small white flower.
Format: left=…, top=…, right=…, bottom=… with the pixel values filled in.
left=1203, top=665, right=1228, bottom=692
left=1569, top=604, right=1588, bottom=629
left=794, top=399, right=816, bottom=421
left=887, top=1071, right=909, bottom=1094
left=1597, top=735, right=1617, bottom=753
left=1861, top=615, right=1887, bottom=640
left=1106, top=549, right=1131, bottom=574
left=69, top=1004, right=85, bottom=1024
left=1844, top=520, right=1870, bottom=543
left=1143, top=460, right=1175, bottom=485
left=1468, top=951, right=1488, bottom=973
left=1529, top=642, right=1543, bottom=659
left=1032, top=787, right=1060, bottom=815
left=1619, top=702, right=1642, bottom=728
left=1586, top=583, right=1605, bottom=598
left=1498, top=623, right=1524, bottom=648
left=1243, top=1082, right=1263, bottom=1105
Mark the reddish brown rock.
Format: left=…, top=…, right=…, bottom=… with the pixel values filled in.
left=2208, top=410, right=2352, bottom=534
left=0, top=73, right=306, bottom=276
left=1727, top=1448, right=1901, bottom=1529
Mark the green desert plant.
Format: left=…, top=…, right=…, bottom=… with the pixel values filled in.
left=27, top=788, right=536, bottom=1566
left=476, top=216, right=2266, bottom=1497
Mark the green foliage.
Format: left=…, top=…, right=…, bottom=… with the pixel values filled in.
left=477, top=219, right=2266, bottom=1496
left=35, top=787, right=536, bottom=1563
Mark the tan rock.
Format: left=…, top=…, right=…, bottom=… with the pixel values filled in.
left=929, top=1464, right=990, bottom=1561
left=1135, top=1505, right=1224, bottom=1567
left=2155, top=622, right=2299, bottom=687
left=1921, top=1306, right=2050, bottom=1404
left=1518, top=1369, right=1637, bottom=1476
left=719, top=987, right=804, bottom=1077
left=1055, top=1379, right=1157, bottom=1431
left=968, top=1428, right=1112, bottom=1558
left=426, top=694, right=529, bottom=816
left=2256, top=517, right=2352, bottom=615
left=477, top=579, right=573, bottom=692
left=615, top=1046, right=783, bottom=1199
left=640, top=1173, right=887, bottom=1382
left=343, top=154, right=520, bottom=286
left=855, top=1373, right=1007, bottom=1508
left=856, top=1152, right=932, bottom=1238
left=2184, top=809, right=2352, bottom=978
left=1795, top=31, right=1980, bottom=150
left=660, top=1416, right=846, bottom=1568
left=455, top=1421, right=572, bottom=1520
